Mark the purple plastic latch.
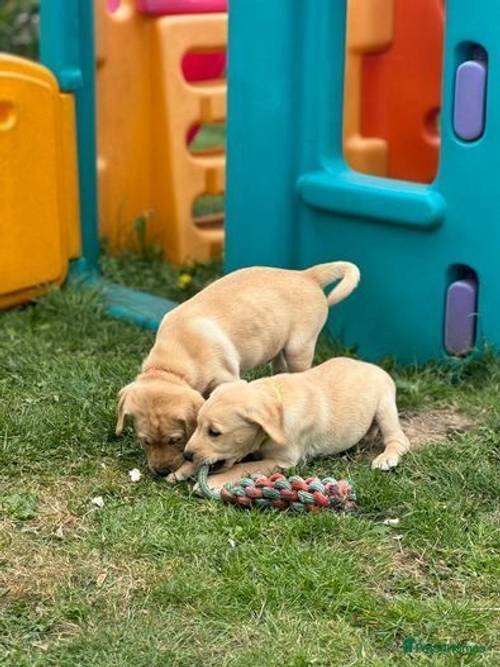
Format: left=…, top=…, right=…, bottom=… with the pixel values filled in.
left=454, top=60, right=487, bottom=141
left=444, top=278, right=478, bottom=356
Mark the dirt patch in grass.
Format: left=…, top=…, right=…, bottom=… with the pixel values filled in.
left=394, top=549, right=428, bottom=578
left=34, top=480, right=89, bottom=539
left=0, top=528, right=82, bottom=601
left=401, top=408, right=475, bottom=449
left=359, top=408, right=474, bottom=455
left=0, top=476, right=151, bottom=605
left=0, top=523, right=151, bottom=605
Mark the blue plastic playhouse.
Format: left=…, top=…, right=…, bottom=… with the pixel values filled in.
left=225, top=0, right=499, bottom=363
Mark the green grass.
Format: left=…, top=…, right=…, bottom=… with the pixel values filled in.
left=1, top=252, right=499, bottom=666
left=0, top=0, right=39, bottom=60
left=101, top=250, right=223, bottom=301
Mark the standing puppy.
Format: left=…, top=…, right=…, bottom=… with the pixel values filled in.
left=184, top=357, right=410, bottom=490
left=116, top=262, right=360, bottom=478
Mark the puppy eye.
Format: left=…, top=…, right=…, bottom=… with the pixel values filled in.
left=208, top=427, right=222, bottom=438
left=168, top=435, right=183, bottom=445
left=141, top=437, right=151, bottom=447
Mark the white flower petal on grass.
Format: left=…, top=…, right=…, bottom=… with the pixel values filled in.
left=383, top=518, right=400, bottom=527
left=91, top=496, right=105, bottom=509
left=128, top=468, right=142, bottom=483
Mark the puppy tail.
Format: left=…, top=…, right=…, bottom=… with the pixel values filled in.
left=304, top=261, right=361, bottom=306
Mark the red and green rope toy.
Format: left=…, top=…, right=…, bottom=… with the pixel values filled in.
left=197, top=466, right=356, bottom=512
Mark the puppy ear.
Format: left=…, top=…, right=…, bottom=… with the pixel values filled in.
left=183, top=391, right=205, bottom=437
left=246, top=397, right=285, bottom=446
left=115, top=383, right=136, bottom=435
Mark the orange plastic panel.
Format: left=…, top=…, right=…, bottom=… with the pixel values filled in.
left=95, top=0, right=153, bottom=250
left=343, top=0, right=394, bottom=177
left=150, top=15, right=225, bottom=261
left=361, top=0, right=444, bottom=183
left=0, top=55, right=80, bottom=309
left=96, top=0, right=226, bottom=264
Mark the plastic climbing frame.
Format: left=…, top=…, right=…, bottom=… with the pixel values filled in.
left=95, top=0, right=227, bottom=264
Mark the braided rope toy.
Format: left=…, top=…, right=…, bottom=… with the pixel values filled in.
left=196, top=465, right=356, bottom=512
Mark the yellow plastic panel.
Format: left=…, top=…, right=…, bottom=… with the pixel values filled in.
left=0, top=55, right=80, bottom=309
left=59, top=93, right=81, bottom=260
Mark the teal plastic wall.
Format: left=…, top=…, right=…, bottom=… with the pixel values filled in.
left=40, top=0, right=99, bottom=273
left=226, top=0, right=500, bottom=363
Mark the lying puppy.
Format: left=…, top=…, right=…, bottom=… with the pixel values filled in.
left=182, top=357, right=410, bottom=491
left=116, top=262, right=360, bottom=478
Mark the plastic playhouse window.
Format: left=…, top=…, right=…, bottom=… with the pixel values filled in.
left=192, top=194, right=224, bottom=231
left=182, top=49, right=226, bottom=84
left=343, top=0, right=445, bottom=184
left=188, top=121, right=225, bottom=154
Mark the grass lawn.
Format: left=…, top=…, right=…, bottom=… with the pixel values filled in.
left=1, top=252, right=499, bottom=666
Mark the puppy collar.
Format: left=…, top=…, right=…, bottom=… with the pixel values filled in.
left=143, top=366, right=169, bottom=375
left=271, top=382, right=283, bottom=402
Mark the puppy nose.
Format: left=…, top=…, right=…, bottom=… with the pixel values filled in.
left=183, top=450, right=194, bottom=462
left=154, top=467, right=171, bottom=477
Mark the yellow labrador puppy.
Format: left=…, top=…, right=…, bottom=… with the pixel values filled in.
left=116, top=262, right=360, bottom=478
left=183, top=357, right=410, bottom=491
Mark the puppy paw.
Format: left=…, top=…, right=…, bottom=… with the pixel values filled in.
left=168, top=461, right=197, bottom=484
left=371, top=452, right=400, bottom=471
left=193, top=482, right=221, bottom=499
